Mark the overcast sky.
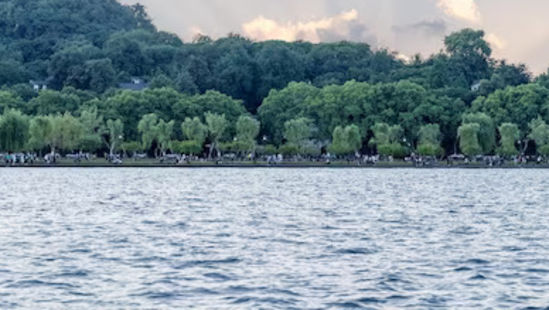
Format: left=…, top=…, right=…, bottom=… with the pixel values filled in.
left=119, top=0, right=549, bottom=74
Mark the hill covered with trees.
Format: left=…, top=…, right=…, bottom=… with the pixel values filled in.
left=1, top=0, right=549, bottom=160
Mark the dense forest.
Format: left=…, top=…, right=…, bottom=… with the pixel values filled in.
left=1, top=0, right=549, bottom=159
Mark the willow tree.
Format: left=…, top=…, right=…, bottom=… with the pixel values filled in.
left=370, top=123, right=406, bottom=158
left=462, top=113, right=496, bottom=155
left=205, top=112, right=227, bottom=159
left=104, top=119, right=124, bottom=156
left=497, top=123, right=520, bottom=157
left=179, top=117, right=207, bottom=155
left=156, top=119, right=174, bottom=156
left=181, top=117, right=207, bottom=145
left=138, top=113, right=159, bottom=153
left=28, top=115, right=53, bottom=154
left=0, top=109, right=29, bottom=152
left=458, top=123, right=482, bottom=157
left=235, top=115, right=260, bottom=155
left=28, top=113, right=83, bottom=158
left=329, top=125, right=362, bottom=156
left=78, top=105, right=103, bottom=153
left=53, top=113, right=84, bottom=153
left=137, top=113, right=173, bottom=157
left=528, top=117, right=549, bottom=156
left=417, top=124, right=443, bottom=156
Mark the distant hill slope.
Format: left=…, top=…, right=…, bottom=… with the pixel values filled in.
left=0, top=0, right=531, bottom=114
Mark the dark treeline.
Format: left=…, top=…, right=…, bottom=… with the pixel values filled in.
left=1, top=0, right=549, bottom=159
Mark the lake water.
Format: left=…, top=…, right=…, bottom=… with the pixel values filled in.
left=1, top=168, right=548, bottom=309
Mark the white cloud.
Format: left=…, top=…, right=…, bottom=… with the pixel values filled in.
left=437, top=0, right=481, bottom=23
left=485, top=33, right=506, bottom=50
left=242, top=9, right=359, bottom=42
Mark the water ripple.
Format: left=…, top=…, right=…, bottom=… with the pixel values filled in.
left=1, top=168, right=549, bottom=309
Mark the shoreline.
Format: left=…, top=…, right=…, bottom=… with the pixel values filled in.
left=1, top=162, right=548, bottom=169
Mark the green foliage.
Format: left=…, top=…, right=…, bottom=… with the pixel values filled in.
left=235, top=115, right=260, bottom=154
left=79, top=106, right=103, bottom=152
left=28, top=115, right=53, bottom=151
left=258, top=82, right=319, bottom=144
left=54, top=113, right=84, bottom=152
left=458, top=123, right=482, bottom=156
left=370, top=123, right=405, bottom=157
left=137, top=113, right=172, bottom=155
left=283, top=118, right=313, bottom=145
left=0, top=109, right=30, bottom=152
left=537, top=144, right=549, bottom=156
left=105, top=119, right=124, bottom=155
left=462, top=113, right=496, bottom=154
left=256, top=144, right=278, bottom=156
left=417, top=144, right=443, bottom=156
left=417, top=124, right=443, bottom=156
left=205, top=112, right=228, bottom=158
left=497, top=123, right=520, bottom=157
left=471, top=84, right=549, bottom=135
left=172, top=140, right=202, bottom=155
left=138, top=113, right=160, bottom=151
left=181, top=117, right=207, bottom=145
left=377, top=143, right=407, bottom=159
left=529, top=117, right=549, bottom=155
left=0, top=3, right=548, bottom=160
left=329, top=125, right=362, bottom=155
left=121, top=141, right=142, bottom=154
left=278, top=143, right=300, bottom=156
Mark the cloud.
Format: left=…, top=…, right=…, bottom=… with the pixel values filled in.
left=242, top=9, right=372, bottom=43
left=393, top=19, right=448, bottom=37
left=485, top=33, right=506, bottom=50
left=437, top=0, right=481, bottom=23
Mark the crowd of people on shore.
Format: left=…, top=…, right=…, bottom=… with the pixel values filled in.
left=2, top=150, right=548, bottom=167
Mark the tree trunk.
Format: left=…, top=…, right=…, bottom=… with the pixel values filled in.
left=50, top=146, right=56, bottom=163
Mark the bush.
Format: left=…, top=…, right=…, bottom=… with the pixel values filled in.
left=256, top=144, right=278, bottom=155
left=172, top=140, right=202, bottom=155
left=378, top=143, right=407, bottom=159
left=417, top=143, right=443, bottom=156
left=538, top=144, right=549, bottom=156
left=121, top=141, right=142, bottom=154
left=278, top=143, right=300, bottom=156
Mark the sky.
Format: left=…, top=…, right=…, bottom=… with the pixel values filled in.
left=119, top=0, right=549, bottom=74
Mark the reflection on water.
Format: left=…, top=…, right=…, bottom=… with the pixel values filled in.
left=1, top=168, right=549, bottom=309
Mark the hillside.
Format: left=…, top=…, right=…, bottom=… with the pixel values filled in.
left=1, top=0, right=548, bottom=157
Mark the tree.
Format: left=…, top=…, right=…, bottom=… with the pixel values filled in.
left=138, top=113, right=160, bottom=153
left=497, top=123, right=520, bottom=157
left=417, top=124, right=443, bottom=156
left=471, top=84, right=549, bottom=135
left=156, top=119, right=174, bottom=156
left=137, top=113, right=173, bottom=156
left=79, top=106, right=104, bottom=153
left=181, top=117, right=207, bottom=145
left=205, top=112, right=227, bottom=159
left=283, top=118, right=313, bottom=146
left=458, top=123, right=482, bottom=157
left=444, top=29, right=492, bottom=85
left=462, top=113, right=496, bottom=154
left=0, top=109, right=29, bottom=152
left=172, top=140, right=202, bottom=156
left=369, top=123, right=406, bottom=158
left=104, top=119, right=124, bottom=157
left=28, top=116, right=53, bottom=153
left=329, top=125, right=362, bottom=156
left=235, top=115, right=260, bottom=155
left=54, top=113, right=84, bottom=153
left=529, top=117, right=549, bottom=156
left=258, top=82, right=319, bottom=145
left=30, top=113, right=83, bottom=157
